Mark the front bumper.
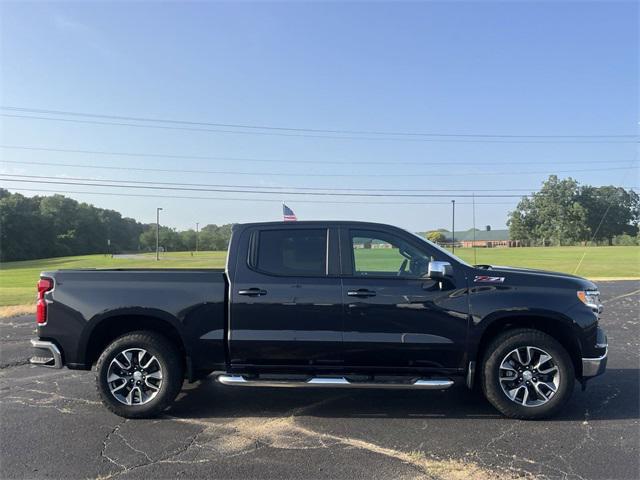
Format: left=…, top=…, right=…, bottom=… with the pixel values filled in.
left=582, top=349, right=608, bottom=377
left=581, top=327, right=608, bottom=378
left=30, top=339, right=63, bottom=369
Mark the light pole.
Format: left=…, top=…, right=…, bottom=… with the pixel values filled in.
left=451, top=200, right=456, bottom=254
left=195, top=222, right=199, bottom=253
left=156, top=207, right=163, bottom=261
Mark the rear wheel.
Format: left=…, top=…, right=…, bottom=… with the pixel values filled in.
left=96, top=331, right=184, bottom=418
left=481, top=328, right=575, bottom=419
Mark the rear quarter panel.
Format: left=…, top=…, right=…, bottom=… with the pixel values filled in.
left=39, top=269, right=226, bottom=370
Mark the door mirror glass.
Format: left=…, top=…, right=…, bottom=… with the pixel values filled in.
left=427, top=261, right=453, bottom=279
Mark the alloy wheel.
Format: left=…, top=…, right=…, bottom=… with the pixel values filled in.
left=107, top=348, right=163, bottom=405
left=498, top=346, right=560, bottom=407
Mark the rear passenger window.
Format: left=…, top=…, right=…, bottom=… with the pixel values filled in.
left=255, top=229, right=327, bottom=276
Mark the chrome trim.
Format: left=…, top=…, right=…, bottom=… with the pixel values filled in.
left=428, top=261, right=452, bottom=279
left=413, top=379, right=454, bottom=389
left=30, top=339, right=62, bottom=369
left=216, top=374, right=453, bottom=390
left=582, top=348, right=608, bottom=378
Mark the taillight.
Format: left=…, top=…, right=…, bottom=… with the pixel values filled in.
left=36, top=278, right=54, bottom=325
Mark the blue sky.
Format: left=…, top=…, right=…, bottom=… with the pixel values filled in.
left=1, top=1, right=638, bottom=232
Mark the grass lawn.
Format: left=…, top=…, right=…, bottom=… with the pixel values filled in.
left=355, top=246, right=639, bottom=279
left=0, top=251, right=228, bottom=307
left=0, top=247, right=638, bottom=307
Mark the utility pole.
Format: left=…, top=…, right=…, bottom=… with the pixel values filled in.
left=195, top=222, right=199, bottom=253
left=156, top=207, right=163, bottom=261
left=451, top=200, right=456, bottom=254
left=472, top=193, right=477, bottom=265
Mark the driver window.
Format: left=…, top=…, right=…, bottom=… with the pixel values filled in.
left=350, top=230, right=432, bottom=278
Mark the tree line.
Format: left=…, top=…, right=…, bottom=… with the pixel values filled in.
left=0, top=189, right=234, bottom=262
left=508, top=176, right=639, bottom=246
left=1, top=176, right=638, bottom=262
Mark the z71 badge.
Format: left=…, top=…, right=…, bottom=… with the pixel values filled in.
left=474, top=275, right=505, bottom=283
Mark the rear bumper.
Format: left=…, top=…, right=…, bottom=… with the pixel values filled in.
left=30, top=339, right=63, bottom=369
left=582, top=327, right=608, bottom=378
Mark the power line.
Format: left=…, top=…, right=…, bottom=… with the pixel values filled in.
left=1, top=164, right=541, bottom=193
left=2, top=174, right=634, bottom=198
left=0, top=175, right=530, bottom=197
left=2, top=112, right=637, bottom=144
left=1, top=158, right=635, bottom=178
left=1, top=144, right=636, bottom=168
left=2, top=106, right=636, bottom=139
left=3, top=158, right=638, bottom=183
left=4, top=187, right=520, bottom=206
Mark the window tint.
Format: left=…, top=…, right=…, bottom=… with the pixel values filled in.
left=351, top=230, right=432, bottom=278
left=256, top=229, right=327, bottom=276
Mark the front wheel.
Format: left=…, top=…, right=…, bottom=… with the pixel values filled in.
left=96, top=331, right=184, bottom=418
left=481, top=328, right=575, bottom=419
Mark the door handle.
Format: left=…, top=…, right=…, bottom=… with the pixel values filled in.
left=347, top=289, right=376, bottom=298
left=238, top=288, right=267, bottom=297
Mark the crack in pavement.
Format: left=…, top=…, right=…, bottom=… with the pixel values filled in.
left=154, top=397, right=524, bottom=480
left=0, top=360, right=30, bottom=370
left=0, top=372, right=532, bottom=479
left=100, top=419, right=130, bottom=472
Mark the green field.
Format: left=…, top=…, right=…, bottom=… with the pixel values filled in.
left=355, top=246, right=640, bottom=279
left=0, top=252, right=228, bottom=307
left=0, top=247, right=638, bottom=307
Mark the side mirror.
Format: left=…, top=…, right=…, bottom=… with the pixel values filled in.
left=427, top=261, right=453, bottom=279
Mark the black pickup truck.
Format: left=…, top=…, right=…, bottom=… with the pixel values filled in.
left=31, top=221, right=607, bottom=419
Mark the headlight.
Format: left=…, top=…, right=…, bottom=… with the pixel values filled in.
left=577, top=290, right=601, bottom=311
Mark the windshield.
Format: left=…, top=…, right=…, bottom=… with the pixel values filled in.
left=408, top=231, right=472, bottom=267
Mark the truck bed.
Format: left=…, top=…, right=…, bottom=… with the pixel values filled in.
left=40, top=268, right=227, bottom=372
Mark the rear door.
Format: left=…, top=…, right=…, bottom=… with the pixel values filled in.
left=229, top=225, right=343, bottom=368
left=340, top=227, right=468, bottom=371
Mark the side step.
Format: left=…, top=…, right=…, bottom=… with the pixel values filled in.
left=216, top=375, right=453, bottom=390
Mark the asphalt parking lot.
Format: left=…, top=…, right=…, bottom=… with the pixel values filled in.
left=1, top=281, right=638, bottom=480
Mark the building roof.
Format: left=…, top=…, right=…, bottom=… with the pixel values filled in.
left=420, top=229, right=510, bottom=241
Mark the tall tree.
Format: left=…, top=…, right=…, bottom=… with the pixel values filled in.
left=577, top=186, right=639, bottom=244
left=0, top=190, right=146, bottom=261
left=425, top=231, right=446, bottom=243
left=0, top=191, right=49, bottom=261
left=508, top=175, right=588, bottom=246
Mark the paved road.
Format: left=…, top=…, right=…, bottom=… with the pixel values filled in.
left=1, top=281, right=638, bottom=479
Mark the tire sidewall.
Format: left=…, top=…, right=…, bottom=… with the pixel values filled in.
left=96, top=333, right=182, bottom=418
left=483, top=330, right=575, bottom=419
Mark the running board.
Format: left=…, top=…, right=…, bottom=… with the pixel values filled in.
left=216, top=375, right=454, bottom=390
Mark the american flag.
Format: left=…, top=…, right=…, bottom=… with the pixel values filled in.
left=282, top=204, right=297, bottom=221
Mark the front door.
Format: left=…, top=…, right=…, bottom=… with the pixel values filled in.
left=229, top=226, right=343, bottom=368
left=341, top=228, right=468, bottom=371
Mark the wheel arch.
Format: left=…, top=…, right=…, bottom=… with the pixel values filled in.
left=473, top=314, right=583, bottom=381
left=81, top=310, right=188, bottom=372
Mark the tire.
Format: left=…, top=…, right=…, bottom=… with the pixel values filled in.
left=96, top=331, right=184, bottom=418
left=481, top=328, right=575, bottom=420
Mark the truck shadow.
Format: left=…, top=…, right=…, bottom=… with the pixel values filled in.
left=168, top=368, right=639, bottom=422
